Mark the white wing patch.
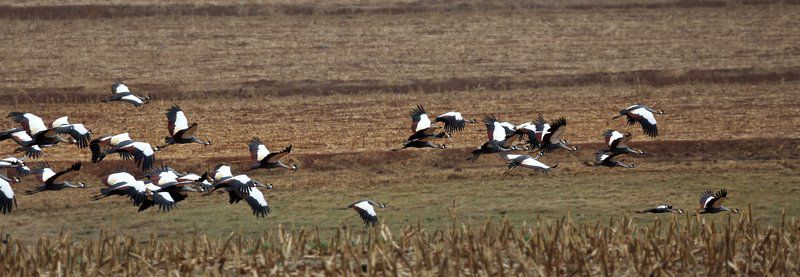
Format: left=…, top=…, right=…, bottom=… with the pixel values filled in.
left=110, top=133, right=132, bottom=146
left=121, top=94, right=144, bottom=104
left=520, top=157, right=549, bottom=169
left=248, top=188, right=268, bottom=206
left=214, top=165, right=233, bottom=181
left=107, top=172, right=137, bottom=186
left=172, top=110, right=189, bottom=134
left=609, top=131, right=624, bottom=147
left=491, top=121, right=506, bottom=141
left=631, top=108, right=657, bottom=125
left=257, top=144, right=269, bottom=161
left=51, top=116, right=70, bottom=128
left=38, top=168, right=56, bottom=183
left=415, top=114, right=432, bottom=132
left=703, top=196, right=716, bottom=208
left=0, top=179, right=13, bottom=199
left=354, top=201, right=377, bottom=216
left=114, top=84, right=130, bottom=94
left=24, top=113, right=48, bottom=135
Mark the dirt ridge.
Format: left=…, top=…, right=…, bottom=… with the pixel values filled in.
left=2, top=66, right=798, bottom=104
left=1, top=1, right=798, bottom=20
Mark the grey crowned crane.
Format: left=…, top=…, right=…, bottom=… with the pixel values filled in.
left=0, top=128, right=43, bottom=158
left=101, top=81, right=150, bottom=107
left=90, top=133, right=156, bottom=171
left=500, top=153, right=558, bottom=175
left=8, top=113, right=92, bottom=148
left=155, top=105, right=211, bottom=150
left=516, top=115, right=577, bottom=155
left=92, top=171, right=147, bottom=206
left=636, top=205, right=683, bottom=214
left=592, top=152, right=635, bottom=168
left=613, top=104, right=665, bottom=137
left=345, top=200, right=386, bottom=227
left=25, top=162, right=85, bottom=195
left=698, top=188, right=739, bottom=214
left=602, top=130, right=644, bottom=155
left=434, top=111, right=477, bottom=135
left=1, top=157, right=31, bottom=180
left=248, top=137, right=297, bottom=171
left=177, top=172, right=211, bottom=192
left=393, top=105, right=451, bottom=151
left=467, top=115, right=522, bottom=162
left=137, top=166, right=199, bottom=212
left=205, top=172, right=273, bottom=217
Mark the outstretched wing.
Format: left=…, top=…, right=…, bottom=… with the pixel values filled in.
left=630, top=107, right=658, bottom=137
left=9, top=112, right=48, bottom=136
left=711, top=189, right=728, bottom=209
left=120, top=142, right=156, bottom=171
left=435, top=112, right=466, bottom=134
left=265, top=145, right=292, bottom=163
left=46, top=162, right=81, bottom=185
left=245, top=188, right=271, bottom=218
left=410, top=105, right=431, bottom=132
left=112, top=82, right=130, bottom=94
left=483, top=115, right=506, bottom=142
left=546, top=117, right=567, bottom=143
left=699, top=189, right=716, bottom=209
left=248, top=137, right=270, bottom=162
left=166, top=105, right=189, bottom=137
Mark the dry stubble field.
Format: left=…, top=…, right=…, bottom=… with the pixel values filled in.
left=0, top=0, right=799, bottom=274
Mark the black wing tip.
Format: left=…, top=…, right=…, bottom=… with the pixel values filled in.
left=410, top=105, right=426, bottom=117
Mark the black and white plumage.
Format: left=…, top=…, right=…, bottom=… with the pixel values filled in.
left=207, top=174, right=265, bottom=195
left=7, top=112, right=92, bottom=149
left=155, top=105, right=211, bottom=151
left=209, top=164, right=234, bottom=183
left=636, top=205, right=683, bottom=214
left=434, top=111, right=477, bottom=135
left=0, top=157, right=31, bottom=181
left=393, top=105, right=450, bottom=151
left=519, top=115, right=577, bottom=154
left=698, top=188, right=739, bottom=214
left=227, top=185, right=272, bottom=218
left=500, top=153, right=558, bottom=175
left=613, top=104, right=665, bottom=137
left=602, top=130, right=644, bottom=155
left=467, top=115, right=522, bottom=162
left=346, top=200, right=386, bottom=227
left=593, top=152, right=635, bottom=168
left=90, top=133, right=156, bottom=172
left=102, top=81, right=150, bottom=107
left=25, top=162, right=85, bottom=195
left=0, top=128, right=43, bottom=158
left=0, top=175, right=16, bottom=214
left=248, top=137, right=297, bottom=171
left=92, top=171, right=147, bottom=206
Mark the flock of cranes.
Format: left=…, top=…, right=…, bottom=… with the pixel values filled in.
left=0, top=82, right=737, bottom=227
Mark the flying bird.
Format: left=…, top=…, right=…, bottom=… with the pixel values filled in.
left=0, top=157, right=31, bottom=183
left=698, top=188, right=739, bottom=214
left=92, top=171, right=147, bottom=206
left=602, top=130, right=644, bottom=155
left=592, top=152, right=635, bottom=168
left=7, top=113, right=92, bottom=149
left=101, top=81, right=150, bottom=107
left=517, top=115, right=577, bottom=155
left=90, top=133, right=156, bottom=171
left=204, top=170, right=273, bottom=217
left=25, top=162, right=85, bottom=195
left=155, top=105, right=211, bottom=150
left=0, top=128, right=43, bottom=158
left=393, top=105, right=451, bottom=151
left=345, top=200, right=386, bottom=227
left=248, top=137, right=297, bottom=171
left=613, top=104, right=665, bottom=137
left=467, top=115, right=523, bottom=162
left=635, top=205, right=683, bottom=214
left=500, top=153, right=558, bottom=175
